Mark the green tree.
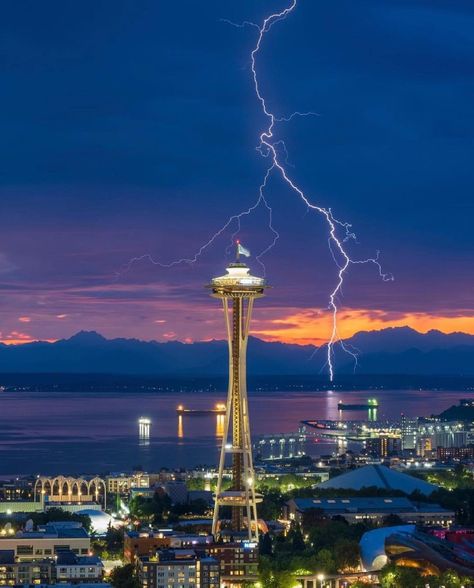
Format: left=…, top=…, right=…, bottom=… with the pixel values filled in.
left=309, top=519, right=367, bottom=552
left=313, top=548, right=336, bottom=575
left=30, top=508, right=92, bottom=532
left=92, top=525, right=123, bottom=560
left=258, top=556, right=296, bottom=588
left=301, top=507, right=326, bottom=533
left=382, top=514, right=404, bottom=526
left=379, top=563, right=425, bottom=588
left=109, top=563, right=139, bottom=588
left=333, top=539, right=360, bottom=572
left=129, top=492, right=172, bottom=523
left=186, top=477, right=206, bottom=490
left=436, top=569, right=470, bottom=588
left=259, top=490, right=285, bottom=520
left=170, top=498, right=209, bottom=517
left=259, top=532, right=273, bottom=556
left=288, top=524, right=305, bottom=552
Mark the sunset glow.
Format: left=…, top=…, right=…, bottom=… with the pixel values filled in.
left=252, top=308, right=474, bottom=345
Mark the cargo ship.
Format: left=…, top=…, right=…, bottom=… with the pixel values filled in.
left=176, top=403, right=226, bottom=416
left=337, top=398, right=378, bottom=411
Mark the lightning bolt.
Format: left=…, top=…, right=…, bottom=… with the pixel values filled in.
left=122, top=0, right=393, bottom=382
left=231, top=0, right=393, bottom=381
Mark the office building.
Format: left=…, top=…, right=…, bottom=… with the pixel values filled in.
left=437, top=446, right=474, bottom=461
left=106, top=472, right=150, bottom=494
left=138, top=549, right=219, bottom=588
left=0, top=550, right=53, bottom=585
left=0, top=524, right=90, bottom=561
left=366, top=435, right=401, bottom=458
left=124, top=531, right=171, bottom=563
left=56, top=550, right=103, bottom=583
left=207, top=542, right=259, bottom=585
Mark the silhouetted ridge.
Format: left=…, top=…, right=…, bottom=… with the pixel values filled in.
left=0, top=327, right=472, bottom=376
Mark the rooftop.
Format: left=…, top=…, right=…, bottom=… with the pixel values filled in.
left=57, top=551, right=101, bottom=566
left=290, top=496, right=450, bottom=514
left=317, top=464, right=438, bottom=495
left=8, top=525, right=89, bottom=540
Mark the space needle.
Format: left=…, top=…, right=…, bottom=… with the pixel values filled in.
left=208, top=242, right=267, bottom=541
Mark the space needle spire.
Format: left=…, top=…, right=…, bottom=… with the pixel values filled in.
left=208, top=243, right=266, bottom=541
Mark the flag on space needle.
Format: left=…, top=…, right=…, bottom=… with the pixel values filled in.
left=237, top=243, right=251, bottom=258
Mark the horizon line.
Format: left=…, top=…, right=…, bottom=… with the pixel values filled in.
left=1, top=323, right=473, bottom=347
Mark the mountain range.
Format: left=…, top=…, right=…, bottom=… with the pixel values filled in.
left=0, top=327, right=473, bottom=377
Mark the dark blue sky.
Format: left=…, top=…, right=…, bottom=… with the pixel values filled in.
left=0, top=0, right=473, bottom=344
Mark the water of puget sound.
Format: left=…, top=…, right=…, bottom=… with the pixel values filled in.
left=0, top=388, right=467, bottom=476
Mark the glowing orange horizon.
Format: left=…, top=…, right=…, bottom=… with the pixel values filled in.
left=252, top=308, right=474, bottom=345
left=0, top=337, right=58, bottom=345
left=0, top=330, right=57, bottom=345
left=1, top=307, right=474, bottom=346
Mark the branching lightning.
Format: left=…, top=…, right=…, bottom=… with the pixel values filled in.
left=122, top=0, right=393, bottom=381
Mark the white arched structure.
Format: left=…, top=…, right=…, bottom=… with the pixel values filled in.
left=34, top=476, right=106, bottom=507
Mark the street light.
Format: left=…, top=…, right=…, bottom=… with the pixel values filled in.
left=317, top=573, right=325, bottom=588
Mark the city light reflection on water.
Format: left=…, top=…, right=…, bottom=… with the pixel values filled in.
left=0, top=388, right=464, bottom=474
left=215, top=414, right=224, bottom=438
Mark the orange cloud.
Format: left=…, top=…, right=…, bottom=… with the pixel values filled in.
left=252, top=308, right=474, bottom=345
left=163, top=331, right=177, bottom=339
left=18, top=316, right=31, bottom=323
left=0, top=331, right=56, bottom=345
left=0, top=331, right=35, bottom=345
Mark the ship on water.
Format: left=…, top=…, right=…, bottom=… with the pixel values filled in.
left=176, top=403, right=226, bottom=416
left=338, top=398, right=379, bottom=411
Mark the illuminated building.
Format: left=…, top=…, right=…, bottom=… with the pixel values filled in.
left=0, top=478, right=34, bottom=502
left=401, top=418, right=473, bottom=457
left=34, top=476, right=106, bottom=507
left=124, top=531, right=171, bottom=563
left=437, top=446, right=474, bottom=461
left=55, top=550, right=103, bottom=582
left=0, top=551, right=53, bottom=585
left=366, top=435, right=401, bottom=458
left=138, top=550, right=220, bottom=588
left=384, top=529, right=474, bottom=576
left=400, top=414, right=417, bottom=452
left=416, top=435, right=433, bottom=458
left=0, top=548, right=103, bottom=585
left=286, top=497, right=454, bottom=527
left=206, top=543, right=258, bottom=586
left=208, top=249, right=266, bottom=541
left=0, top=524, right=90, bottom=561
left=106, top=472, right=150, bottom=494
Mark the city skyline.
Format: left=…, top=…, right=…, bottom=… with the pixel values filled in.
left=0, top=3, right=472, bottom=586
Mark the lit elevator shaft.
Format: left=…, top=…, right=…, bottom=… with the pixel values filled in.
left=230, top=297, right=245, bottom=531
